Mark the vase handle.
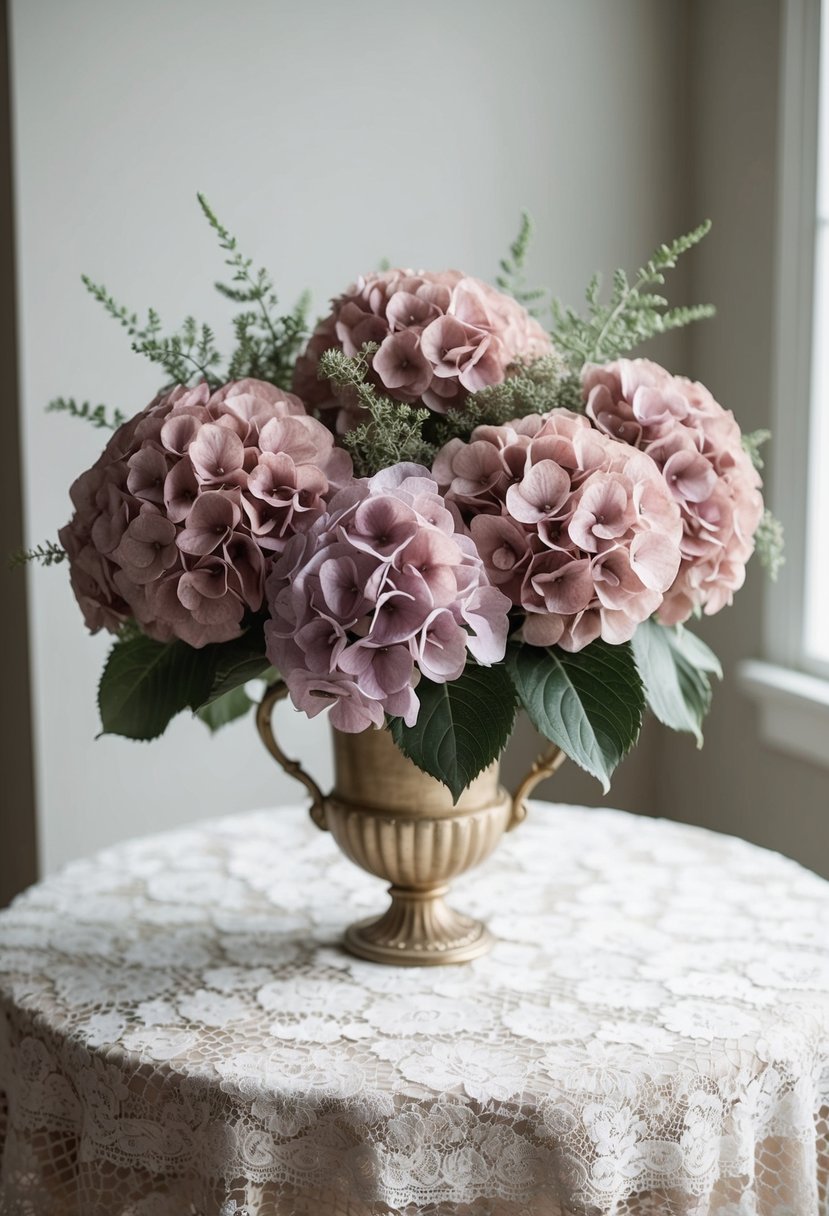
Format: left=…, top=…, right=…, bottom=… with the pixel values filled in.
left=256, top=681, right=328, bottom=831
left=508, top=742, right=565, bottom=832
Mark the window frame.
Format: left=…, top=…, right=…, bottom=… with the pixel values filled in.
left=738, top=0, right=829, bottom=767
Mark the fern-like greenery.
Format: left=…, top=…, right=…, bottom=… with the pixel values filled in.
left=135, top=316, right=223, bottom=386
left=80, top=276, right=163, bottom=345
left=198, top=193, right=310, bottom=389
left=46, top=397, right=126, bottom=431
left=344, top=398, right=433, bottom=478
left=9, top=540, right=67, bottom=569
left=754, top=509, right=785, bottom=580
left=742, top=428, right=772, bottom=471
left=495, top=210, right=546, bottom=316
left=77, top=196, right=310, bottom=399
left=319, top=346, right=432, bottom=476
left=431, top=354, right=575, bottom=445
left=551, top=221, right=715, bottom=367
left=82, top=274, right=224, bottom=389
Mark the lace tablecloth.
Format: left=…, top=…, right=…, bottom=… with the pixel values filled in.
left=1, top=803, right=829, bottom=1216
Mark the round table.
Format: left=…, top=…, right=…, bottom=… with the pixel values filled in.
left=1, top=804, right=828, bottom=1216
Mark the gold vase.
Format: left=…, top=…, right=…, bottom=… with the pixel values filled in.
left=257, top=681, right=563, bottom=966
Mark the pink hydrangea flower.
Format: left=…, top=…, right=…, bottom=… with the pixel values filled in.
left=433, top=410, right=683, bottom=651
left=293, top=268, right=552, bottom=431
left=582, top=359, right=764, bottom=623
left=264, top=464, right=511, bottom=731
left=58, top=379, right=351, bottom=648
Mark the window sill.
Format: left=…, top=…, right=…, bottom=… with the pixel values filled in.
left=738, top=659, right=829, bottom=769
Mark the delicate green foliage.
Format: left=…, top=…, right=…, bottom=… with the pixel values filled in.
left=81, top=275, right=164, bottom=345
left=46, top=396, right=127, bottom=431
left=507, top=639, right=644, bottom=791
left=496, top=210, right=546, bottom=315
left=196, top=684, right=255, bottom=732
left=433, top=354, right=573, bottom=445
left=344, top=398, right=432, bottom=477
left=755, top=509, right=785, bottom=580
left=742, top=428, right=772, bottom=470
left=84, top=273, right=222, bottom=388
left=79, top=197, right=310, bottom=397
left=320, top=346, right=433, bottom=475
left=389, top=663, right=517, bottom=803
left=198, top=193, right=310, bottom=389
left=133, top=316, right=222, bottom=387
left=550, top=221, right=715, bottom=367
left=9, top=539, right=66, bottom=569
left=631, top=618, right=720, bottom=747
left=317, top=342, right=376, bottom=397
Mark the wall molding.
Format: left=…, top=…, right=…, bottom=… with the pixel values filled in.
left=0, top=0, right=37, bottom=905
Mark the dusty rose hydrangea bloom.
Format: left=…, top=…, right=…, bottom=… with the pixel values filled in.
left=58, top=378, right=351, bottom=648
left=433, top=410, right=683, bottom=652
left=583, top=358, right=764, bottom=623
left=294, top=268, right=552, bottom=431
left=264, top=464, right=511, bottom=732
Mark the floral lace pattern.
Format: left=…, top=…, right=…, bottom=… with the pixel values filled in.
left=1, top=804, right=828, bottom=1216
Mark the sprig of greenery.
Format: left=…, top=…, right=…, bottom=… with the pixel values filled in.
left=755, top=509, right=785, bottom=580
left=345, top=398, right=433, bottom=478
left=134, top=316, right=222, bottom=386
left=83, top=275, right=222, bottom=388
left=551, top=221, right=715, bottom=367
left=741, top=435, right=784, bottom=578
left=432, top=354, right=574, bottom=445
left=496, top=211, right=546, bottom=315
left=742, top=428, right=772, bottom=471
left=9, top=540, right=66, bottom=569
left=197, top=193, right=310, bottom=389
left=80, top=198, right=310, bottom=394
left=81, top=276, right=163, bottom=345
left=319, top=346, right=432, bottom=475
left=46, top=397, right=126, bottom=430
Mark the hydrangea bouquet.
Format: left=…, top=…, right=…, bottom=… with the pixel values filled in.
left=25, top=202, right=782, bottom=799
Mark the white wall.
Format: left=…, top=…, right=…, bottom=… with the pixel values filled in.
left=11, top=0, right=688, bottom=872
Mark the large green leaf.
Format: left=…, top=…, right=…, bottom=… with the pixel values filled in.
left=631, top=618, right=719, bottom=747
left=389, top=664, right=517, bottom=803
left=507, top=639, right=644, bottom=792
left=197, top=624, right=272, bottom=706
left=196, top=684, right=254, bottom=733
left=98, top=621, right=272, bottom=741
left=98, top=634, right=214, bottom=741
left=667, top=623, right=722, bottom=678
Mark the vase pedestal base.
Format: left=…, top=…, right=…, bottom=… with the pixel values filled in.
left=343, top=885, right=493, bottom=966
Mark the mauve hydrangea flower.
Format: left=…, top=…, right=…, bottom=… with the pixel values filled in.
left=293, top=268, right=552, bottom=431
left=58, top=378, right=351, bottom=648
left=264, top=465, right=511, bottom=732
left=433, top=410, right=683, bottom=652
left=582, top=358, right=764, bottom=623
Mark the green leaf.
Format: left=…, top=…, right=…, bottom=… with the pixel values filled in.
left=668, top=623, right=722, bottom=678
left=631, top=618, right=719, bottom=747
left=197, top=624, right=271, bottom=705
left=196, top=684, right=254, bottom=732
left=507, top=639, right=644, bottom=792
left=98, top=634, right=214, bottom=741
left=389, top=664, right=517, bottom=803
left=97, top=621, right=272, bottom=742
